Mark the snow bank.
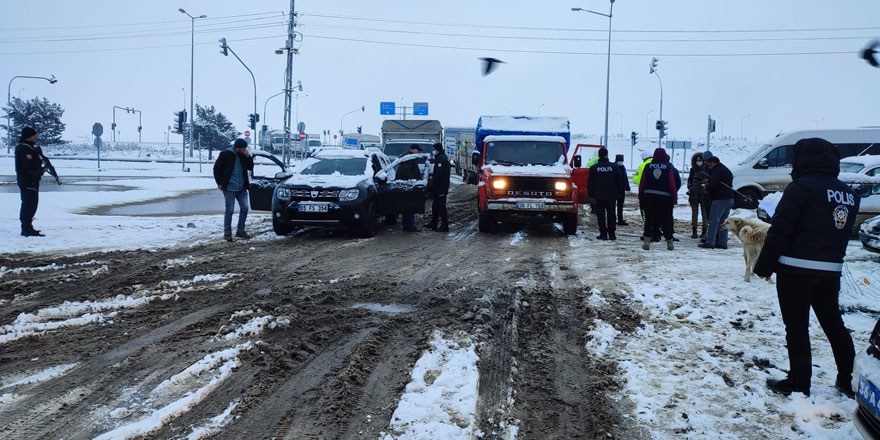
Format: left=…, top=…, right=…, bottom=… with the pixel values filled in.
left=0, top=260, right=100, bottom=278
left=584, top=318, right=619, bottom=356
left=0, top=363, right=77, bottom=389
left=221, top=315, right=290, bottom=340
left=478, top=115, right=569, bottom=133
left=383, top=331, right=480, bottom=439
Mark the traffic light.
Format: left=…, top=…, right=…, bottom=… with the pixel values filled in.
left=631, top=131, right=638, bottom=146
left=261, top=124, right=268, bottom=133
left=656, top=120, right=668, bottom=138
left=357, top=126, right=362, bottom=134
left=708, top=118, right=716, bottom=133
left=219, top=38, right=228, bottom=56
left=248, top=114, right=256, bottom=130
left=174, top=110, right=186, bottom=134
left=649, top=57, right=659, bottom=74
left=111, top=122, right=117, bottom=131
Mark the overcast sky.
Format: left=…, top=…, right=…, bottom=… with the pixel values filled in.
left=2, top=0, right=879, bottom=147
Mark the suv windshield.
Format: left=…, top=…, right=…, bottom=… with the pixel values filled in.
left=739, top=144, right=773, bottom=165
left=485, top=141, right=565, bottom=166
left=385, top=142, right=430, bottom=157
left=300, top=158, right=367, bottom=176
left=840, top=162, right=865, bottom=174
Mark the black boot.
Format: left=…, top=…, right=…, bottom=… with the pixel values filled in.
left=423, top=222, right=437, bottom=231
left=21, top=221, right=44, bottom=237
left=437, top=221, right=449, bottom=232
left=691, top=227, right=698, bottom=239
left=766, top=377, right=810, bottom=396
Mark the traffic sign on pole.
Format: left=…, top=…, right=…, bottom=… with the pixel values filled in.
left=297, top=121, right=305, bottom=132
left=413, top=102, right=429, bottom=116
left=244, top=130, right=251, bottom=137
left=380, top=102, right=396, bottom=115
left=299, top=132, right=306, bottom=141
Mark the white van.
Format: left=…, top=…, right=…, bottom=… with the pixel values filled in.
left=731, top=128, right=880, bottom=208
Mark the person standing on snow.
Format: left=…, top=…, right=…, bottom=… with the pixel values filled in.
left=15, top=127, right=47, bottom=237
left=699, top=154, right=734, bottom=249
left=615, top=154, right=630, bottom=226
left=754, top=138, right=859, bottom=399
left=638, top=148, right=681, bottom=250
left=588, top=148, right=625, bottom=240
left=686, top=152, right=709, bottom=239
left=213, top=138, right=254, bottom=242
left=697, top=151, right=714, bottom=240
left=397, top=144, right=423, bottom=232
left=633, top=150, right=659, bottom=240
left=424, top=143, right=450, bottom=232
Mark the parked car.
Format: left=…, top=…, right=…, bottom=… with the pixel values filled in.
left=731, top=128, right=880, bottom=208
left=859, top=215, right=880, bottom=254
left=852, top=315, right=880, bottom=440
left=756, top=173, right=880, bottom=235
left=248, top=149, right=429, bottom=237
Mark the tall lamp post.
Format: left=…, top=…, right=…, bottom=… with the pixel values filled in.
left=649, top=57, right=664, bottom=146
left=179, top=8, right=206, bottom=157
left=6, top=74, right=57, bottom=153
left=572, top=0, right=614, bottom=147
left=219, top=38, right=258, bottom=148
left=339, top=106, right=365, bottom=145
left=740, top=114, right=751, bottom=140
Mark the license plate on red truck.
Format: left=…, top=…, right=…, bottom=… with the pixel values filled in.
left=516, top=202, right=545, bottom=210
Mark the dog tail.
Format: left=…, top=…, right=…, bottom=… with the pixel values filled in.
left=741, top=225, right=768, bottom=242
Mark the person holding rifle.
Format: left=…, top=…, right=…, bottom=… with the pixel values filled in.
left=15, top=127, right=48, bottom=237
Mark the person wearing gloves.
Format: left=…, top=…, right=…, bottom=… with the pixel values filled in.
left=637, top=148, right=681, bottom=250
left=754, top=138, right=860, bottom=399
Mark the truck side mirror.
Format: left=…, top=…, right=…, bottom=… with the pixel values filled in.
left=572, top=156, right=582, bottom=168
left=755, top=158, right=769, bottom=169
left=472, top=152, right=481, bottom=167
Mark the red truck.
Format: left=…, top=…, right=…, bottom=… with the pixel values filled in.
left=471, top=116, right=593, bottom=235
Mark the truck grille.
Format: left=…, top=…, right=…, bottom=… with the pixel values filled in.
left=503, top=177, right=556, bottom=197
left=290, top=189, right=340, bottom=200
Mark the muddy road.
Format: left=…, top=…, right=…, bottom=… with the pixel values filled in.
left=0, top=184, right=649, bottom=440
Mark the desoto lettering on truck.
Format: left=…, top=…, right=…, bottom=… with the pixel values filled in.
left=471, top=116, right=592, bottom=236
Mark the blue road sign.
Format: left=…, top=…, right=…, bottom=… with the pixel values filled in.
left=413, top=102, right=429, bottom=116
left=345, top=137, right=358, bottom=146
left=380, top=102, right=396, bottom=115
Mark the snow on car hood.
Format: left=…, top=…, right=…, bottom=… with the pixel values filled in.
left=482, top=164, right=571, bottom=178
left=281, top=172, right=369, bottom=189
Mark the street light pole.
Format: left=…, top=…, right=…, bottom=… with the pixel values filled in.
left=339, top=106, right=365, bottom=145
left=219, top=39, right=258, bottom=149
left=6, top=74, right=57, bottom=153
left=180, top=9, right=207, bottom=157
left=572, top=1, right=614, bottom=147
left=740, top=114, right=751, bottom=140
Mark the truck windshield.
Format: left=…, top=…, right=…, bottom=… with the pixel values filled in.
left=485, top=141, right=565, bottom=166
left=300, top=158, right=367, bottom=176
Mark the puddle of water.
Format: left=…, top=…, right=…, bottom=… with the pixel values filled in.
left=351, top=303, right=415, bottom=315
left=0, top=183, right=134, bottom=193
left=87, top=190, right=225, bottom=217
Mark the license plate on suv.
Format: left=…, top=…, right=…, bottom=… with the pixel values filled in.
left=516, top=202, right=546, bottom=210
left=298, top=204, right=328, bottom=213
left=858, top=376, right=880, bottom=420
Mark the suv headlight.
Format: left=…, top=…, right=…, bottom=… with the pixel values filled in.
left=339, top=189, right=360, bottom=202
left=276, top=187, right=291, bottom=200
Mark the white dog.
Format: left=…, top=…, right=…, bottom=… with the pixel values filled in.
left=721, top=217, right=770, bottom=283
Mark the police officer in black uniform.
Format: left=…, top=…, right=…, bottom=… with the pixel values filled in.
left=754, top=138, right=859, bottom=398
left=425, top=143, right=451, bottom=232
left=588, top=147, right=625, bottom=240
left=15, top=127, right=47, bottom=237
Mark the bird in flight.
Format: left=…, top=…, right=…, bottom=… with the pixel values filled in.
left=863, top=40, right=879, bottom=68
left=479, top=57, right=506, bottom=76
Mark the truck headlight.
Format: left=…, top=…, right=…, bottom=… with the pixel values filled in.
left=555, top=181, right=568, bottom=191
left=492, top=178, right=507, bottom=190
left=339, top=189, right=360, bottom=201
left=276, top=187, right=291, bottom=200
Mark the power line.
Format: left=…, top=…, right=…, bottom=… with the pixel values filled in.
left=0, top=10, right=284, bottom=32
left=298, top=21, right=879, bottom=43
left=300, top=12, right=880, bottom=34
left=0, top=34, right=286, bottom=56
left=0, top=22, right=286, bottom=44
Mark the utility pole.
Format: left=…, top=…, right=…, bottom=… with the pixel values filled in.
left=282, top=0, right=296, bottom=165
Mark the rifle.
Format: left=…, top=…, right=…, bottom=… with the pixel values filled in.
left=693, top=167, right=752, bottom=202
left=34, top=146, right=61, bottom=185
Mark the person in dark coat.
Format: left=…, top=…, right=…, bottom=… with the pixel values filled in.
left=699, top=154, right=734, bottom=249
left=15, top=127, right=47, bottom=237
left=425, top=143, right=451, bottom=232
left=614, top=154, right=630, bottom=226
left=637, top=148, right=681, bottom=250
left=213, top=138, right=254, bottom=242
left=697, top=151, right=715, bottom=239
left=397, top=144, right=423, bottom=232
left=686, top=152, right=708, bottom=239
left=754, top=138, right=859, bottom=399
left=588, top=148, right=625, bottom=240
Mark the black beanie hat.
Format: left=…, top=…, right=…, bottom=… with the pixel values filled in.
left=233, top=138, right=248, bottom=149
left=615, top=154, right=624, bottom=162
left=432, top=143, right=443, bottom=152
left=598, top=147, right=609, bottom=157
left=20, top=127, right=37, bottom=141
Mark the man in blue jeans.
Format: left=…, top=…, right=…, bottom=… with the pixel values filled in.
left=213, top=139, right=254, bottom=242
left=699, top=155, right=734, bottom=249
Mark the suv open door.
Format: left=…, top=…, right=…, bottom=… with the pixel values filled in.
left=570, top=143, right=602, bottom=204
left=375, top=154, right=429, bottom=215
left=248, top=152, right=291, bottom=211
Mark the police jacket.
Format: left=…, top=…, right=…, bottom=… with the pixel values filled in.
left=754, top=138, right=860, bottom=278
left=213, top=149, right=254, bottom=191
left=587, top=157, right=624, bottom=201
left=15, top=141, right=44, bottom=187
left=633, top=158, right=652, bottom=185
left=431, top=151, right=451, bottom=194
left=639, top=160, right=681, bottom=201
left=707, top=163, right=734, bottom=200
